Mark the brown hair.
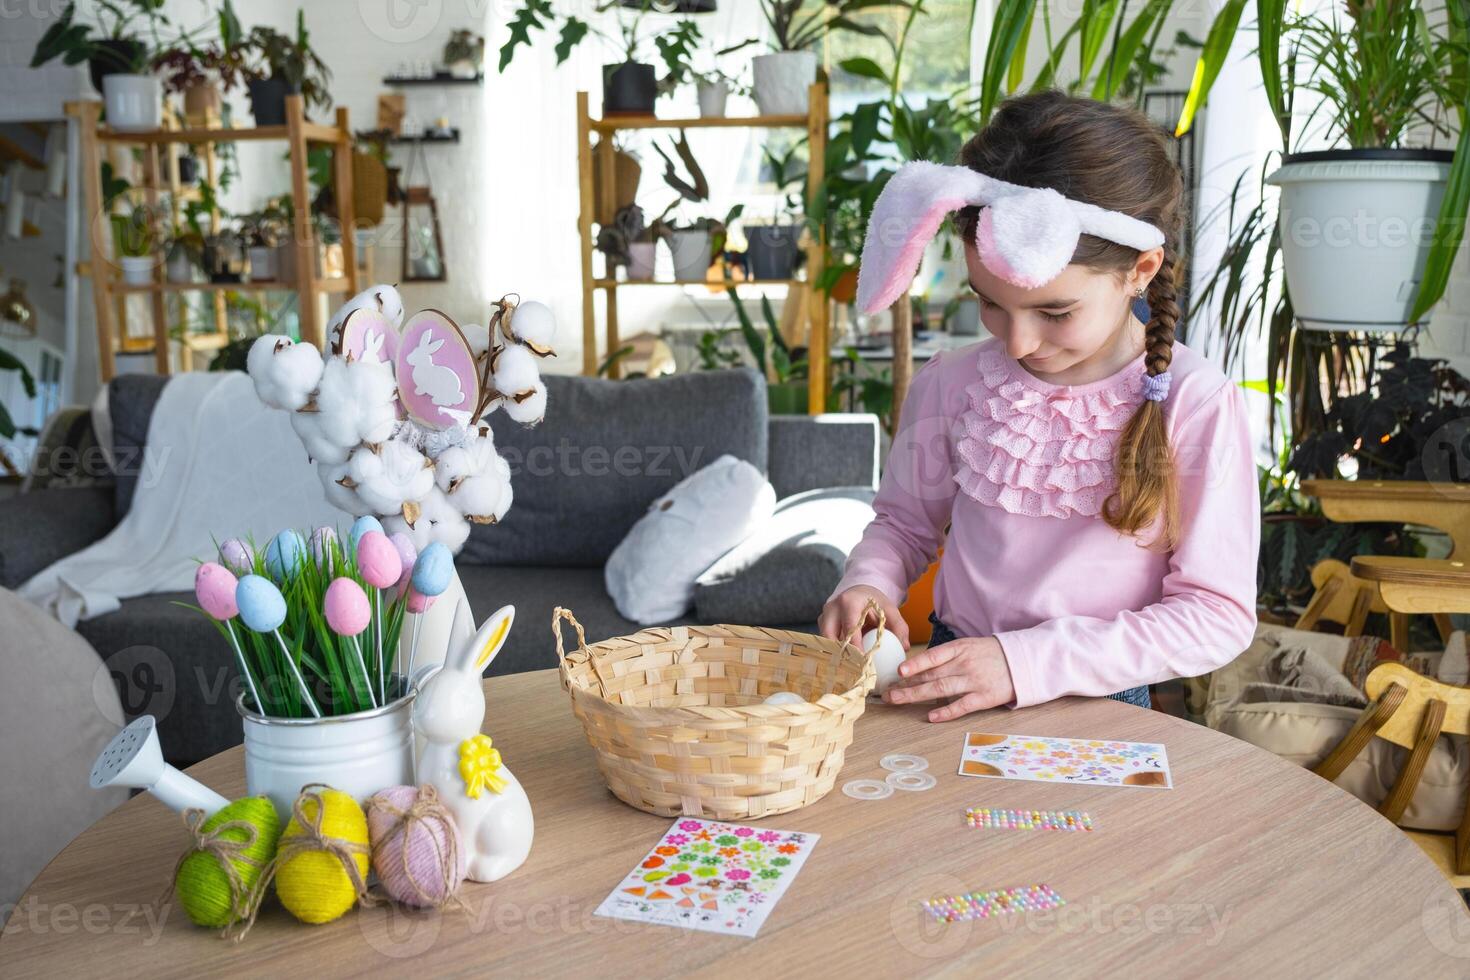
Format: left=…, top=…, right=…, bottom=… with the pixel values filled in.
left=953, top=91, right=1186, bottom=547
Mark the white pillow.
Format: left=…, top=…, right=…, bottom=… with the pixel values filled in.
left=605, top=454, right=776, bottom=625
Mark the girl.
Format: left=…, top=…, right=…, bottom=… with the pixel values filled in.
left=818, top=92, right=1258, bottom=720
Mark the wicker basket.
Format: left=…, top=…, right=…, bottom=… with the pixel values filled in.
left=552, top=605, right=880, bottom=820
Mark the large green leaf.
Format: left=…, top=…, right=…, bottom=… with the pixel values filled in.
left=1089, top=0, right=1168, bottom=101
left=1175, top=0, right=1247, bottom=136
left=839, top=56, right=890, bottom=87
left=1006, top=3, right=1035, bottom=93
left=556, top=17, right=590, bottom=65
left=1409, top=115, right=1470, bottom=322
left=1078, top=0, right=1122, bottom=83
left=979, top=0, right=1037, bottom=124
left=498, top=0, right=555, bottom=73
left=1256, top=0, right=1289, bottom=147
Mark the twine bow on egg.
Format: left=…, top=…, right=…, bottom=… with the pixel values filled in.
left=366, top=784, right=464, bottom=909
left=458, top=733, right=507, bottom=798
left=160, top=807, right=268, bottom=932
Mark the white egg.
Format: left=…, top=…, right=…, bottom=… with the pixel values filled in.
left=864, top=628, right=907, bottom=696
left=763, top=691, right=806, bottom=706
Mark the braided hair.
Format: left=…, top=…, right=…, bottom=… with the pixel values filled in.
left=953, top=92, right=1187, bottom=546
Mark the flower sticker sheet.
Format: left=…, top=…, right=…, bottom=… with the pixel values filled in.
left=959, top=732, right=1172, bottom=789
left=594, top=818, right=820, bottom=937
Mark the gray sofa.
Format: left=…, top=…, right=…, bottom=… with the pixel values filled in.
left=1, top=368, right=879, bottom=766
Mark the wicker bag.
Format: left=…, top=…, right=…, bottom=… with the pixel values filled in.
left=552, top=604, right=881, bottom=820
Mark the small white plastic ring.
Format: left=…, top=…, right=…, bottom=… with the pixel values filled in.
left=842, top=779, right=895, bottom=801
left=885, top=771, right=938, bottom=792
left=880, top=753, right=930, bottom=774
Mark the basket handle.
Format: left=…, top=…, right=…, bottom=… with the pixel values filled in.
left=840, top=598, right=885, bottom=654
left=551, top=606, right=589, bottom=668
left=827, top=598, right=885, bottom=696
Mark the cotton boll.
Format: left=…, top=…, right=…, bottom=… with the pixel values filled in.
left=291, top=409, right=353, bottom=465
left=460, top=323, right=491, bottom=359
left=502, top=380, right=547, bottom=426
left=383, top=488, right=470, bottom=552
left=346, top=441, right=435, bottom=516
left=326, top=283, right=405, bottom=351
left=492, top=344, right=539, bottom=398
left=451, top=471, right=512, bottom=525
left=318, top=461, right=375, bottom=516
left=509, top=300, right=556, bottom=354
left=315, top=357, right=398, bottom=448
left=247, top=335, right=324, bottom=411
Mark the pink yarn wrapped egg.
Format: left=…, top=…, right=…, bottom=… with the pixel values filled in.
left=366, top=785, right=465, bottom=908
left=355, top=531, right=402, bottom=590
left=324, top=578, right=371, bottom=636
left=194, top=562, right=239, bottom=620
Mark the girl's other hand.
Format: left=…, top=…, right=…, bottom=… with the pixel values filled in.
left=884, top=636, right=1015, bottom=722
left=818, top=585, right=910, bottom=649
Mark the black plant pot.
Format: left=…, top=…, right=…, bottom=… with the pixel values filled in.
left=603, top=62, right=657, bottom=116
left=246, top=78, right=297, bottom=126
left=177, top=154, right=200, bottom=185
left=87, top=39, right=144, bottom=94
left=745, top=224, right=802, bottom=280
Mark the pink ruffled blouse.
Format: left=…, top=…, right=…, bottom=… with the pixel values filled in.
left=832, top=338, right=1259, bottom=707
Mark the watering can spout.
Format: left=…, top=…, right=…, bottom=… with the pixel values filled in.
left=90, top=716, right=230, bottom=816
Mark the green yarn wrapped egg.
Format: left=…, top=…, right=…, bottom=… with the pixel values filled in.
left=174, top=797, right=281, bottom=929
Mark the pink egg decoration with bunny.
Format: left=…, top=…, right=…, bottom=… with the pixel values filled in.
left=324, top=578, right=371, bottom=636
left=194, top=563, right=239, bottom=620
left=365, top=784, right=466, bottom=908
left=356, top=531, right=402, bottom=590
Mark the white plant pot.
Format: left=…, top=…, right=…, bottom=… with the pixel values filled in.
left=247, top=245, right=277, bottom=281
left=752, top=52, right=817, bottom=116
left=668, top=228, right=712, bottom=282
left=165, top=246, right=197, bottom=284
left=627, top=241, right=657, bottom=280
left=239, top=689, right=417, bottom=821
left=697, top=80, right=729, bottom=118
left=102, top=74, right=163, bottom=133
left=1266, top=150, right=1453, bottom=332
left=119, top=255, right=154, bottom=286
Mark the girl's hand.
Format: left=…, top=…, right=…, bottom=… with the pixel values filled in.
left=884, top=636, right=1015, bottom=722
left=818, top=585, right=911, bottom=649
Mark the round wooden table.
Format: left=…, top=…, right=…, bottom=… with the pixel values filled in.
left=5, top=668, right=1468, bottom=976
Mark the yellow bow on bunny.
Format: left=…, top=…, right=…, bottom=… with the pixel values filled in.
left=458, top=733, right=508, bottom=798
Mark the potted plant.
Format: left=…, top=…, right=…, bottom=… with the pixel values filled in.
left=591, top=137, right=641, bottom=226
left=595, top=203, right=647, bottom=278
left=1259, top=2, right=1467, bottom=333
left=443, top=29, right=485, bottom=78
left=745, top=144, right=805, bottom=280
left=239, top=210, right=282, bottom=282
left=693, top=64, right=749, bottom=118
left=751, top=0, right=913, bottom=115
left=203, top=227, right=246, bottom=284
left=497, top=1, right=702, bottom=117
left=727, top=288, right=808, bottom=413
left=109, top=203, right=160, bottom=285
left=153, top=45, right=222, bottom=120
left=29, top=0, right=169, bottom=95
left=665, top=206, right=741, bottom=282
left=244, top=11, right=331, bottom=126
left=164, top=223, right=204, bottom=284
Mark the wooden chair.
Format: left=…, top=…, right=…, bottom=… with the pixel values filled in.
left=1313, top=556, right=1470, bottom=885
left=1297, top=479, right=1470, bottom=650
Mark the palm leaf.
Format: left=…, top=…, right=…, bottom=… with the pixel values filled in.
left=1175, top=0, right=1247, bottom=136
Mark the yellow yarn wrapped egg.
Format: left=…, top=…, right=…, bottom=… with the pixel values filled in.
left=274, top=785, right=371, bottom=924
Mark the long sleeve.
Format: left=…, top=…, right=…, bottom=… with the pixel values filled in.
left=994, top=380, right=1260, bottom=707
left=831, top=354, right=960, bottom=606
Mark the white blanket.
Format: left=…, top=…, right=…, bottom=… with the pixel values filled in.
left=21, top=371, right=346, bottom=626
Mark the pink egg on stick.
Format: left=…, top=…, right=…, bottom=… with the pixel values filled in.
left=195, top=562, right=262, bottom=713
left=325, top=576, right=377, bottom=709
left=356, top=531, right=402, bottom=703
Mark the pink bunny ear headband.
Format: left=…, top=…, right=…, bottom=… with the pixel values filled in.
left=855, top=162, right=1172, bottom=400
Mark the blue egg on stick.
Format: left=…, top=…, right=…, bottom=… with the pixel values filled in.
left=265, top=529, right=307, bottom=581
left=411, top=542, right=453, bottom=597
left=236, top=574, right=287, bottom=632
left=349, top=515, right=384, bottom=551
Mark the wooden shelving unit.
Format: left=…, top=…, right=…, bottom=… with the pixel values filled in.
left=66, top=95, right=360, bottom=381
left=574, top=84, right=830, bottom=413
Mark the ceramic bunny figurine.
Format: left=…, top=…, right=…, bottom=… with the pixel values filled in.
left=413, top=603, right=533, bottom=882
